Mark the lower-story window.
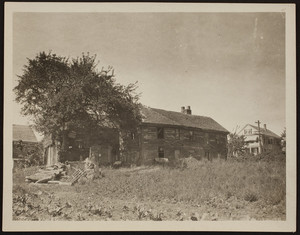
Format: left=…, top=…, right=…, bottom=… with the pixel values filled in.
left=158, top=147, right=164, bottom=158
left=205, top=151, right=210, bottom=159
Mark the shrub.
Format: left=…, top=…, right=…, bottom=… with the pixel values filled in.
left=13, top=142, right=44, bottom=168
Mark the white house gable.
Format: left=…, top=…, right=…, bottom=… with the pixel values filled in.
left=238, top=123, right=281, bottom=155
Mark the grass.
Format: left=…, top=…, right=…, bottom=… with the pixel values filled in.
left=12, top=156, right=286, bottom=221
left=97, top=160, right=285, bottom=205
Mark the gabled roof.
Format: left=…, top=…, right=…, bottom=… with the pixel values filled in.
left=140, top=106, right=229, bottom=133
left=13, top=124, right=38, bottom=143
left=238, top=124, right=281, bottom=139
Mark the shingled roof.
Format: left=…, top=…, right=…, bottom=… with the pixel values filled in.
left=140, top=106, right=229, bottom=133
left=248, top=124, right=281, bottom=139
left=13, top=124, right=38, bottom=143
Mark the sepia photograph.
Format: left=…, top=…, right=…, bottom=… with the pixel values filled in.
left=3, top=2, right=296, bottom=232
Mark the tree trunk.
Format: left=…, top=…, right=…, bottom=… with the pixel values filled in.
left=119, top=131, right=125, bottom=162
left=59, top=130, right=68, bottom=162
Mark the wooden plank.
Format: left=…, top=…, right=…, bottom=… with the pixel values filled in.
left=59, top=181, right=72, bottom=186
left=35, top=176, right=53, bottom=184
left=48, top=181, right=60, bottom=184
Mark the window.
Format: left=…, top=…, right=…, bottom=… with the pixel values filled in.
left=216, top=135, right=220, bottom=144
left=76, top=140, right=83, bottom=149
left=158, top=147, right=164, bottom=158
left=189, top=131, right=194, bottom=140
left=205, top=133, right=209, bottom=144
left=131, top=132, right=135, bottom=140
left=157, top=127, right=164, bottom=139
left=175, top=129, right=180, bottom=139
left=205, top=151, right=211, bottom=160
left=244, top=129, right=252, bottom=135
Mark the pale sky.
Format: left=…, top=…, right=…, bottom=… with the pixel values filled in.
left=12, top=12, right=285, bottom=136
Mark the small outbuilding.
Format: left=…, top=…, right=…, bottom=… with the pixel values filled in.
left=13, top=124, right=39, bottom=163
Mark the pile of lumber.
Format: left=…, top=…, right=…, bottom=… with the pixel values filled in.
left=25, top=163, right=68, bottom=184
left=25, top=161, right=97, bottom=185
left=46, top=168, right=87, bottom=186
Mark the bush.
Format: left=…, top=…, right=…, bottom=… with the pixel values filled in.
left=227, top=150, right=285, bottom=163
left=258, top=150, right=286, bottom=162
left=13, top=142, right=44, bottom=168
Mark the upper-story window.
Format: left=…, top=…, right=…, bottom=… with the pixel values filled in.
left=216, top=135, right=220, bottom=144
left=205, top=133, right=209, bottom=144
left=244, top=129, right=252, bottom=135
left=157, top=127, right=164, bottom=139
left=175, top=129, right=180, bottom=139
left=131, top=132, right=135, bottom=140
left=189, top=130, right=194, bottom=140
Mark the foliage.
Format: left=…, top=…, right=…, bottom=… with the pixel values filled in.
left=281, top=127, right=286, bottom=138
left=13, top=141, right=44, bottom=167
left=227, top=149, right=285, bottom=163
left=14, top=52, right=142, bottom=160
left=281, top=127, right=286, bottom=151
left=227, top=132, right=247, bottom=158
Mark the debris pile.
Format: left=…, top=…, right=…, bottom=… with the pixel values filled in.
left=25, top=161, right=95, bottom=185
left=25, top=162, right=69, bottom=184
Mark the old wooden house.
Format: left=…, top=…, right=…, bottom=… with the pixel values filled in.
left=124, top=106, right=229, bottom=165
left=43, top=105, right=229, bottom=166
left=43, top=127, right=120, bottom=166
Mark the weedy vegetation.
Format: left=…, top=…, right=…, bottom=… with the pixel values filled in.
left=13, top=151, right=286, bottom=221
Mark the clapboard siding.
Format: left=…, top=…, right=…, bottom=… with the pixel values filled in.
left=123, top=124, right=228, bottom=165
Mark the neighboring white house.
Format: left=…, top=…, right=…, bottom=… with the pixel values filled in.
left=238, top=124, right=281, bottom=155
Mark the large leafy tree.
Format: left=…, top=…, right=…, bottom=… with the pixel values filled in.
left=227, top=132, right=247, bottom=158
left=14, top=52, right=142, bottom=160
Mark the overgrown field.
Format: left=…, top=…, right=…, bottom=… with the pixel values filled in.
left=13, top=157, right=286, bottom=221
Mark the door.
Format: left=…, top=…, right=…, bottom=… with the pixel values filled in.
left=175, top=150, right=180, bottom=160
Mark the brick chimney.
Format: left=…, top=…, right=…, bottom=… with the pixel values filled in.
left=264, top=124, right=267, bottom=130
left=181, top=106, right=185, bottom=113
left=181, top=106, right=192, bottom=115
left=186, top=106, right=192, bottom=115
